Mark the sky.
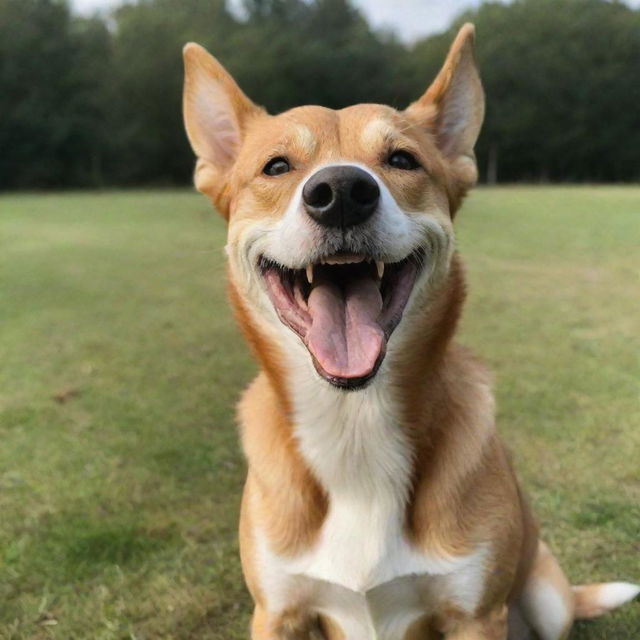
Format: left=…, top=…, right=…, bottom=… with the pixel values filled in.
left=71, top=0, right=640, bottom=43
left=69, top=0, right=492, bottom=41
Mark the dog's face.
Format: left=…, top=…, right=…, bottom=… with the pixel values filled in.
left=183, top=25, right=484, bottom=390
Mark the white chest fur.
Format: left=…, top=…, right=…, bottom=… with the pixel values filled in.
left=292, top=377, right=416, bottom=592
left=254, top=372, right=490, bottom=638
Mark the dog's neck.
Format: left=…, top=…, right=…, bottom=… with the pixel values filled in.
left=291, top=373, right=412, bottom=501
left=234, top=255, right=496, bottom=556
left=288, top=264, right=464, bottom=491
left=260, top=254, right=466, bottom=467
left=233, top=252, right=467, bottom=439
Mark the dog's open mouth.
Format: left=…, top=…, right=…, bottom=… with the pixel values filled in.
left=259, top=251, right=422, bottom=389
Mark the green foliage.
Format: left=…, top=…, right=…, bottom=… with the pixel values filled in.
left=410, top=0, right=640, bottom=182
left=106, top=0, right=234, bottom=184
left=227, top=0, right=408, bottom=112
left=471, top=0, right=640, bottom=181
left=0, top=0, right=111, bottom=187
left=0, top=0, right=639, bottom=187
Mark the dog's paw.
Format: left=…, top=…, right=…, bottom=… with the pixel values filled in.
left=275, top=611, right=326, bottom=640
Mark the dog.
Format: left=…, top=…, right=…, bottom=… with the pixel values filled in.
left=182, top=24, right=638, bottom=640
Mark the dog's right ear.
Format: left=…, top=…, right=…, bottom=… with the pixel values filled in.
left=183, top=43, right=262, bottom=215
left=404, top=24, right=484, bottom=211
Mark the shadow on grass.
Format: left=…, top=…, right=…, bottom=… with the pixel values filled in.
left=571, top=499, right=640, bottom=538
left=7, top=513, right=180, bottom=586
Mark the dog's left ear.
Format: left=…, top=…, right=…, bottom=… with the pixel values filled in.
left=183, top=43, right=263, bottom=216
left=405, top=23, right=484, bottom=196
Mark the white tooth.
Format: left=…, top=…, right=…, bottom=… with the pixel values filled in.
left=376, top=261, right=385, bottom=279
left=306, top=264, right=314, bottom=284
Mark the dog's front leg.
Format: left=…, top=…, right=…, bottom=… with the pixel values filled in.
left=250, top=605, right=271, bottom=640
left=442, top=606, right=508, bottom=640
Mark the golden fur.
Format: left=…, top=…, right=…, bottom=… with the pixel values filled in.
left=182, top=24, right=638, bottom=640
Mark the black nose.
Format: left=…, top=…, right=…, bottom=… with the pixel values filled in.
left=302, top=166, right=380, bottom=228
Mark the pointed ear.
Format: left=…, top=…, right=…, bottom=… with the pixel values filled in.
left=182, top=43, right=262, bottom=205
left=405, top=23, right=484, bottom=188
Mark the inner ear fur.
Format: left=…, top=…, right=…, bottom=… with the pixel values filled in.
left=405, top=23, right=485, bottom=199
left=182, top=43, right=263, bottom=216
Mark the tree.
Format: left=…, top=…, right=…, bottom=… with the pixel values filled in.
left=107, top=0, right=235, bottom=184
left=1, top=0, right=639, bottom=187
left=0, top=0, right=110, bottom=187
left=410, top=0, right=640, bottom=182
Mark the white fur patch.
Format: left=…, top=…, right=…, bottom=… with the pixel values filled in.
left=293, top=124, right=317, bottom=154
left=520, top=578, right=571, bottom=640
left=592, top=582, right=640, bottom=609
left=290, top=380, right=418, bottom=592
left=361, top=118, right=395, bottom=149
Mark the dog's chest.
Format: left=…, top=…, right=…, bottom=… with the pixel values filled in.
left=255, top=381, right=490, bottom=637
left=290, top=382, right=418, bottom=591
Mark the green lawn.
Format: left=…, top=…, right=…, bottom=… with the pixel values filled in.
left=1, top=188, right=638, bottom=639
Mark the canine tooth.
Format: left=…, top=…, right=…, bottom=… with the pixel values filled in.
left=376, top=261, right=385, bottom=279
left=305, top=264, right=314, bottom=284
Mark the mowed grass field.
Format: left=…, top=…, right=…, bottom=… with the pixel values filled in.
left=1, top=187, right=638, bottom=639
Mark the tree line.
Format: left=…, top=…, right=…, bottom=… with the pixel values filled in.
left=1, top=0, right=639, bottom=189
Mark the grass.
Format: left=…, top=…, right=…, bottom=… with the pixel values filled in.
left=1, top=187, right=638, bottom=639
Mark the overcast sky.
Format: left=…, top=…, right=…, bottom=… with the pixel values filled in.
left=71, top=0, right=640, bottom=43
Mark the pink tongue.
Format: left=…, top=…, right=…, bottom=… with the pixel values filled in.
left=306, top=274, right=384, bottom=380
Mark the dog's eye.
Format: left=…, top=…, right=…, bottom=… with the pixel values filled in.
left=263, top=157, right=291, bottom=177
left=386, top=150, right=420, bottom=171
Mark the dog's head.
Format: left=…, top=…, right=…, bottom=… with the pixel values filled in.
left=183, top=25, right=484, bottom=391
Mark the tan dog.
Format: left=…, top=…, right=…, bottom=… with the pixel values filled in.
left=182, top=24, right=638, bottom=640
